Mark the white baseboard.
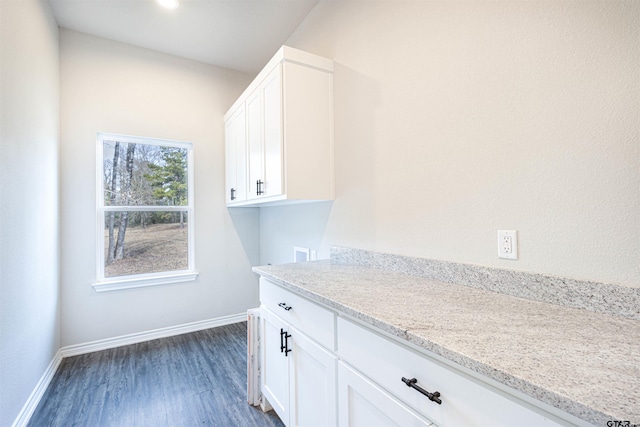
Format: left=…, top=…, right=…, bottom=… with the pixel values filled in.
left=61, top=312, right=247, bottom=357
left=13, top=313, right=247, bottom=427
left=12, top=349, right=63, bottom=427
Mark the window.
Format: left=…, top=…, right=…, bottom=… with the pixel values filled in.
left=94, top=133, right=197, bottom=292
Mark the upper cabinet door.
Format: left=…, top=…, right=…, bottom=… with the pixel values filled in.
left=224, top=105, right=247, bottom=204
left=246, top=85, right=264, bottom=200
left=262, top=66, right=283, bottom=198
left=246, top=65, right=282, bottom=201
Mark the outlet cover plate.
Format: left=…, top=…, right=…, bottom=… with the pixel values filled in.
left=498, top=230, right=518, bottom=260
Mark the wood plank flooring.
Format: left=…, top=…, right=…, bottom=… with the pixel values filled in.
left=29, top=322, right=284, bottom=427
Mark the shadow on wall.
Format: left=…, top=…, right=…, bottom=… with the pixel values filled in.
left=326, top=62, right=379, bottom=250
left=227, top=207, right=261, bottom=267
left=259, top=201, right=334, bottom=265
left=232, top=61, right=381, bottom=267
left=257, top=61, right=381, bottom=266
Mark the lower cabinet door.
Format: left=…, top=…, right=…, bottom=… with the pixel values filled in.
left=338, top=362, right=434, bottom=427
left=261, top=308, right=290, bottom=424
left=289, top=326, right=337, bottom=427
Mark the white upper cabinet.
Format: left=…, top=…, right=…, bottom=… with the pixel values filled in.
left=224, top=46, right=334, bottom=207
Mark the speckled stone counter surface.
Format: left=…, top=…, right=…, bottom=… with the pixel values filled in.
left=253, top=260, right=640, bottom=426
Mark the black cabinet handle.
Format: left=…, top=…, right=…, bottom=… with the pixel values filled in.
left=256, top=180, right=264, bottom=195
left=279, top=328, right=292, bottom=356
left=284, top=330, right=292, bottom=357
left=230, top=188, right=236, bottom=200
left=278, top=302, right=292, bottom=311
left=401, top=377, right=442, bottom=404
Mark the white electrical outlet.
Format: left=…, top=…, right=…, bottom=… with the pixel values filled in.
left=498, top=230, right=518, bottom=260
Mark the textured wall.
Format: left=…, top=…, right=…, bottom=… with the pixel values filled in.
left=0, top=0, right=60, bottom=424
left=59, top=29, right=259, bottom=346
left=260, top=0, right=640, bottom=287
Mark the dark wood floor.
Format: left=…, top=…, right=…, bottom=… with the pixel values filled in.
left=29, top=322, right=284, bottom=427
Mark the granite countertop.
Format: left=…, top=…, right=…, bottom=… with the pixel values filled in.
left=253, top=260, right=640, bottom=427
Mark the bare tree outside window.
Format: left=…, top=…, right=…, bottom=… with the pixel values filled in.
left=99, top=136, right=192, bottom=280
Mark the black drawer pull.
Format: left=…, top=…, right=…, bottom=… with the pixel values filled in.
left=278, top=302, right=292, bottom=311
left=401, top=377, right=442, bottom=404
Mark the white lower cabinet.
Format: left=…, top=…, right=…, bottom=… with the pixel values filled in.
left=261, top=308, right=290, bottom=420
left=337, top=317, right=567, bottom=427
left=260, top=305, right=337, bottom=427
left=289, top=327, right=338, bottom=427
left=338, top=361, right=433, bottom=427
left=259, top=279, right=581, bottom=427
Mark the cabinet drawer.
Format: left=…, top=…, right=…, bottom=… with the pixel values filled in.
left=260, top=278, right=335, bottom=350
left=337, top=317, right=564, bottom=427
left=338, top=361, right=433, bottom=427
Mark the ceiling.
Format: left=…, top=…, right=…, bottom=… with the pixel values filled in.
left=48, top=0, right=320, bottom=74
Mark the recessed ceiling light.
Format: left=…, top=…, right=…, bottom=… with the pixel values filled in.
left=156, top=0, right=179, bottom=10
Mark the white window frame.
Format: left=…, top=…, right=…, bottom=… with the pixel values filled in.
left=93, top=132, right=197, bottom=292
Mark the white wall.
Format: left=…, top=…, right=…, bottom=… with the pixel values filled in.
left=0, top=0, right=60, bottom=424
left=60, top=29, right=259, bottom=346
left=260, top=0, right=640, bottom=288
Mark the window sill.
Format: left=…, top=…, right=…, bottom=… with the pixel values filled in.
left=92, top=271, right=199, bottom=293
